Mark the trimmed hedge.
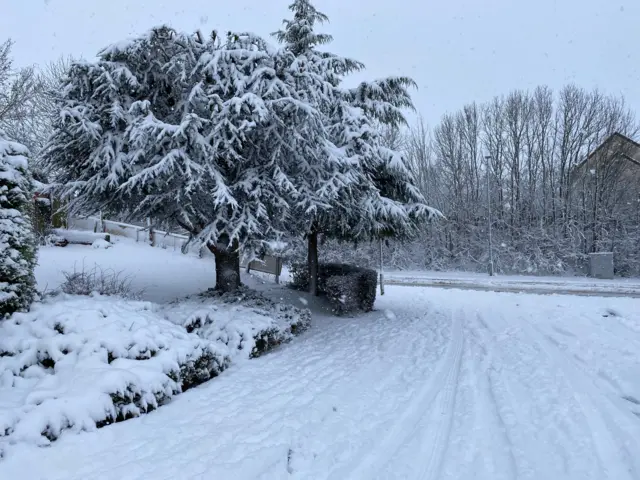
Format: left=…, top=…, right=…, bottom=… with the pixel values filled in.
left=175, top=285, right=311, bottom=358
left=0, top=296, right=229, bottom=451
left=289, top=262, right=377, bottom=315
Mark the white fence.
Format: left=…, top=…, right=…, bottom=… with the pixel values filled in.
left=67, top=216, right=282, bottom=281
left=68, top=216, right=210, bottom=257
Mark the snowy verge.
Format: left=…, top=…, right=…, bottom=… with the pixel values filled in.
left=0, top=295, right=229, bottom=455
left=163, top=286, right=311, bottom=360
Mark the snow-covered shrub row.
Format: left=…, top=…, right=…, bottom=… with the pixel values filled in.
left=0, top=296, right=229, bottom=454
left=289, top=262, right=377, bottom=315
left=164, top=286, right=311, bottom=360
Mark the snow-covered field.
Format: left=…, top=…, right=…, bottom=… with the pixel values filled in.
left=2, top=238, right=640, bottom=479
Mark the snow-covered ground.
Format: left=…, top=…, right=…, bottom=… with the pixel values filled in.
left=2, top=239, right=640, bottom=479
left=36, top=237, right=215, bottom=303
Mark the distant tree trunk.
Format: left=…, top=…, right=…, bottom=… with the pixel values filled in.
left=308, top=229, right=319, bottom=296
left=208, top=238, right=241, bottom=293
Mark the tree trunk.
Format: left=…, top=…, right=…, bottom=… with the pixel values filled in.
left=208, top=239, right=241, bottom=293
left=308, top=229, right=319, bottom=296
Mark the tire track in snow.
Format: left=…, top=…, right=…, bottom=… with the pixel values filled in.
left=515, top=314, right=640, bottom=480
left=467, top=310, right=604, bottom=478
left=461, top=313, right=518, bottom=480
left=329, top=309, right=464, bottom=480
left=414, top=326, right=463, bottom=480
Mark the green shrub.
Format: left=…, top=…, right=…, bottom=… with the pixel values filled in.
left=289, top=262, right=377, bottom=314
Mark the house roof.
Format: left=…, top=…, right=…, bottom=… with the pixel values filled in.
left=577, top=132, right=640, bottom=169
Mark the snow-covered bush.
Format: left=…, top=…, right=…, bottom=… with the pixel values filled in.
left=325, top=269, right=377, bottom=315
left=320, top=264, right=377, bottom=315
left=0, top=296, right=229, bottom=453
left=60, top=264, right=142, bottom=300
left=91, top=239, right=112, bottom=249
left=43, top=232, right=67, bottom=247
left=165, top=286, right=311, bottom=359
left=289, top=262, right=377, bottom=314
left=0, top=132, right=37, bottom=318
left=288, top=261, right=310, bottom=291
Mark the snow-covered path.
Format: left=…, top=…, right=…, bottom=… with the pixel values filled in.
left=2, top=285, right=640, bottom=479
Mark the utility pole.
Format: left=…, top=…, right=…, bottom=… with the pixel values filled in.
left=484, top=155, right=495, bottom=276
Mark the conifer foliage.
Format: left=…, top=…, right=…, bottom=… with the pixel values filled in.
left=45, top=28, right=327, bottom=292
left=274, top=0, right=440, bottom=293
left=0, top=131, right=37, bottom=317
left=45, top=2, right=440, bottom=294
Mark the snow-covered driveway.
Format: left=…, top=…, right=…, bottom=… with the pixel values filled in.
left=2, top=286, right=640, bottom=479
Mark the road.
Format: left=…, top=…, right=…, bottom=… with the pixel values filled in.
left=384, top=278, right=640, bottom=297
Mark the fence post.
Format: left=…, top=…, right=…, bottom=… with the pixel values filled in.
left=379, top=240, right=385, bottom=296
left=147, top=218, right=155, bottom=246
left=275, top=257, right=282, bottom=284
left=64, top=197, right=70, bottom=229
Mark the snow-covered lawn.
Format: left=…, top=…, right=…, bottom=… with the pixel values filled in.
left=1, top=238, right=640, bottom=478
left=36, top=237, right=215, bottom=303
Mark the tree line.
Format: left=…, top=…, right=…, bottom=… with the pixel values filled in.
left=319, top=85, right=640, bottom=276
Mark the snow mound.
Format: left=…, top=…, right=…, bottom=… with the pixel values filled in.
left=164, top=286, right=311, bottom=360
left=91, top=239, right=112, bottom=249
left=0, top=296, right=229, bottom=454
left=52, top=229, right=109, bottom=245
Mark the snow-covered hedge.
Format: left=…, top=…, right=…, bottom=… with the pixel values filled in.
left=290, top=262, right=377, bottom=314
left=0, top=133, right=37, bottom=317
left=164, top=286, right=311, bottom=360
left=0, top=296, right=229, bottom=454
left=0, top=283, right=311, bottom=456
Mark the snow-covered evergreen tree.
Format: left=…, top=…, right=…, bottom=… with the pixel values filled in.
left=274, top=0, right=440, bottom=293
left=0, top=131, right=37, bottom=317
left=45, top=27, right=325, bottom=292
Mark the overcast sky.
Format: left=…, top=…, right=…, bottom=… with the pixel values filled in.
left=2, top=0, right=638, bottom=126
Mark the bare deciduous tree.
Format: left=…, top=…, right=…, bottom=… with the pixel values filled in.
left=1, top=39, right=72, bottom=173
left=316, top=85, right=640, bottom=277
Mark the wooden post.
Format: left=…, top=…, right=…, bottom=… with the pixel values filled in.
left=275, top=258, right=282, bottom=284
left=379, top=239, right=385, bottom=296
left=308, top=230, right=318, bottom=296
left=147, top=218, right=155, bottom=246
left=64, top=197, right=69, bottom=229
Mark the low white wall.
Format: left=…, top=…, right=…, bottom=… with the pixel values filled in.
left=67, top=217, right=282, bottom=272
left=68, top=216, right=208, bottom=257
